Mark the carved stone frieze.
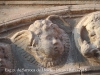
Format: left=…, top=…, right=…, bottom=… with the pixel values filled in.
left=1, top=4, right=100, bottom=75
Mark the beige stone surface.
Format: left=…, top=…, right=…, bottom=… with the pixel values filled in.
left=0, top=5, right=54, bottom=23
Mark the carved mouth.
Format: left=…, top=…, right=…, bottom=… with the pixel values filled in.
left=95, top=50, right=100, bottom=57
left=54, top=46, right=58, bottom=51
left=94, top=52, right=100, bottom=57
left=54, top=46, right=60, bottom=53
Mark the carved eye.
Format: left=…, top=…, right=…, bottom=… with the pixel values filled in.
left=48, top=37, right=51, bottom=40
left=92, top=26, right=95, bottom=29
left=0, top=47, right=4, bottom=53
left=60, top=37, right=63, bottom=41
left=55, top=37, right=58, bottom=39
left=87, top=29, right=90, bottom=32
left=89, top=31, right=95, bottom=37
left=46, top=36, right=51, bottom=40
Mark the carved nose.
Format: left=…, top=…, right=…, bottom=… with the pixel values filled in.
left=96, top=41, right=100, bottom=50
left=52, top=38, right=58, bottom=45
left=86, top=49, right=98, bottom=58
left=97, top=45, right=100, bottom=50
left=89, top=31, right=95, bottom=37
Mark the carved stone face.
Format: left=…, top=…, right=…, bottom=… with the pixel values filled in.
left=38, top=24, right=64, bottom=59
left=86, top=21, right=100, bottom=43
left=74, top=12, right=100, bottom=60
left=28, top=19, right=70, bottom=67
left=85, top=20, right=100, bottom=48
left=85, top=21, right=100, bottom=58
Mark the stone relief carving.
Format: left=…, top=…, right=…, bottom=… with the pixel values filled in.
left=1, top=3, right=100, bottom=75
left=0, top=38, right=14, bottom=75
left=11, top=17, right=70, bottom=68
left=73, top=12, right=100, bottom=62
